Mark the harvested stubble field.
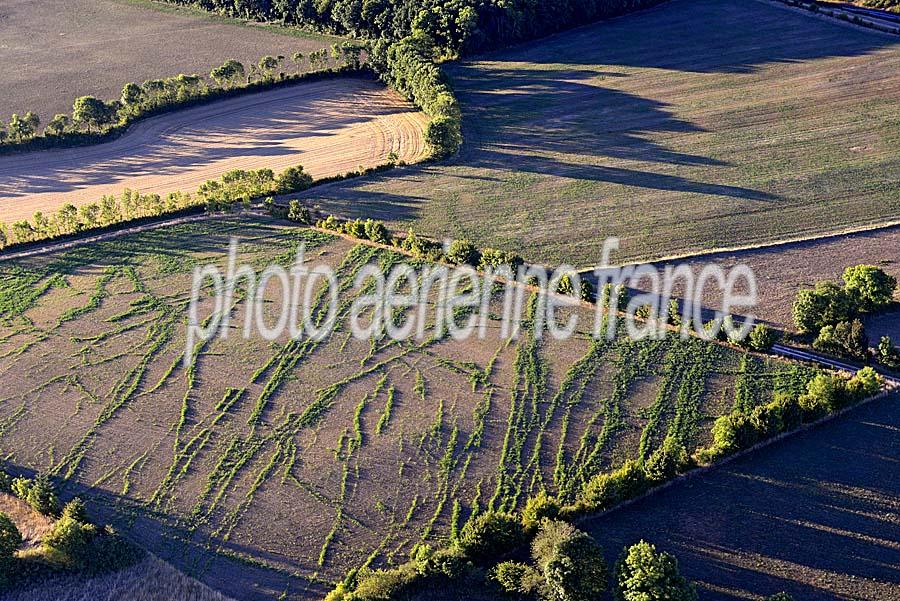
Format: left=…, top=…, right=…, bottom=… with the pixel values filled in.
left=0, top=77, right=429, bottom=224
left=0, top=0, right=342, bottom=119
left=583, top=390, right=900, bottom=600
left=0, top=215, right=816, bottom=599
left=305, top=0, right=900, bottom=266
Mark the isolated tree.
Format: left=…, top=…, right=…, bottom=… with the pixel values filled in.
left=842, top=265, right=897, bottom=312
left=615, top=540, right=697, bottom=601
left=44, top=113, right=71, bottom=136
left=0, top=512, right=22, bottom=560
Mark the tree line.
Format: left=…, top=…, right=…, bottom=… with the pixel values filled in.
left=158, top=0, right=667, bottom=57
left=0, top=44, right=364, bottom=154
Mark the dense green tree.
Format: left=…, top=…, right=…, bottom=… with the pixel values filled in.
left=842, top=265, right=897, bottom=312
left=210, top=59, right=246, bottom=88
left=44, top=113, right=71, bottom=136
left=72, top=96, right=115, bottom=132
left=614, top=540, right=697, bottom=601
left=792, top=281, right=853, bottom=334
left=455, top=511, right=527, bottom=565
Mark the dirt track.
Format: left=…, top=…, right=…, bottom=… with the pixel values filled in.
left=0, top=77, right=429, bottom=224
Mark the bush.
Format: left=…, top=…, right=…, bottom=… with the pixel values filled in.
left=62, top=498, right=88, bottom=523
left=413, top=545, right=471, bottom=580
left=748, top=323, right=778, bottom=352
left=12, top=474, right=61, bottom=517
left=533, top=520, right=608, bottom=601
left=286, top=199, right=312, bottom=224
left=276, top=165, right=313, bottom=194
left=813, top=319, right=868, bottom=360
left=767, top=593, right=794, bottom=601
left=842, top=265, right=896, bottom=312
left=792, top=281, right=853, bottom=334
left=478, top=248, right=524, bottom=271
left=446, top=239, right=480, bottom=266
left=0, top=512, right=22, bottom=560
left=643, top=437, right=689, bottom=483
left=710, top=412, right=759, bottom=453
left=43, top=515, right=97, bottom=567
left=522, top=491, right=561, bottom=533
left=455, top=511, right=527, bottom=565
left=492, top=560, right=543, bottom=596
left=877, top=336, right=900, bottom=369
left=363, top=219, right=392, bottom=245
left=614, top=540, right=697, bottom=601
left=0, top=470, right=11, bottom=494
left=579, top=459, right=648, bottom=513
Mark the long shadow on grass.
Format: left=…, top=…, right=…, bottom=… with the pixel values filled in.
left=581, top=391, right=900, bottom=600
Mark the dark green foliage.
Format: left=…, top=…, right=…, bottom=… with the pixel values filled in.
left=643, top=437, right=689, bottom=484
left=276, top=165, right=314, bottom=194
left=813, top=319, right=869, bottom=360
left=493, top=560, right=543, bottom=596
left=614, top=540, right=697, bottom=601
left=456, top=511, right=527, bottom=565
left=478, top=248, right=524, bottom=271
left=522, top=491, right=562, bottom=533
left=792, top=281, right=853, bottom=334
left=0, top=513, right=22, bottom=560
left=446, top=239, right=480, bottom=266
left=842, top=265, right=897, bottom=312
left=287, top=199, right=313, bottom=224
left=748, top=323, right=778, bottom=352
left=0, top=470, right=11, bottom=494
left=61, top=498, right=88, bottom=523
left=877, top=336, right=900, bottom=369
left=533, top=521, right=608, bottom=601
left=766, top=593, right=794, bottom=601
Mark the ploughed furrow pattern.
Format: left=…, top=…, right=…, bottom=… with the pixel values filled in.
left=0, top=77, right=429, bottom=223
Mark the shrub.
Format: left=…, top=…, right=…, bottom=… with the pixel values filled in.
left=492, top=560, right=543, bottom=596
left=533, top=520, right=608, bottom=601
left=710, top=412, right=759, bottom=453
left=412, top=544, right=471, bottom=580
left=0, top=512, right=22, bottom=559
left=522, top=491, right=561, bottom=533
left=643, top=437, right=689, bottom=483
left=478, top=247, right=524, bottom=271
left=62, top=498, right=88, bottom=523
left=43, top=515, right=97, bottom=566
left=748, top=323, right=778, bottom=352
left=792, top=281, right=853, bottom=334
left=614, top=540, right=697, bottom=601
left=813, top=319, right=868, bottom=360
left=0, top=470, right=11, bottom=494
left=846, top=366, right=882, bottom=399
left=286, top=199, right=312, bottom=224
left=579, top=459, right=648, bottom=513
left=363, top=219, right=392, bottom=245
left=767, top=593, right=794, bottom=601
left=842, top=265, right=896, bottom=312
left=276, top=165, right=313, bottom=194
left=455, top=511, right=527, bottom=565
left=12, top=474, right=61, bottom=516
left=446, top=239, right=480, bottom=266
left=877, top=336, right=900, bottom=369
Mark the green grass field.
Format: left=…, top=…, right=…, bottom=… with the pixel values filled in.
left=0, top=216, right=816, bottom=599
left=305, top=0, right=900, bottom=266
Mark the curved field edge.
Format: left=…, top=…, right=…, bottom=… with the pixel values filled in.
left=307, top=0, right=900, bottom=266
left=0, top=76, right=429, bottom=225
left=0, top=214, right=818, bottom=600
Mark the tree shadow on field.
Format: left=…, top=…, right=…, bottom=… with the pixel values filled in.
left=309, top=0, right=900, bottom=231
left=0, top=81, right=409, bottom=199
left=581, top=391, right=900, bottom=600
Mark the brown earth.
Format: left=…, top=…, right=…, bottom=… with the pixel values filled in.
left=0, top=0, right=341, bottom=120
left=583, top=390, right=900, bottom=600
left=0, top=77, right=429, bottom=224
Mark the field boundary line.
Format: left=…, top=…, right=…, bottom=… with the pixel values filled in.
left=577, top=383, right=898, bottom=528
left=578, top=219, right=900, bottom=270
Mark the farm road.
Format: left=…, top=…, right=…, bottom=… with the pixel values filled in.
left=0, top=77, right=428, bottom=224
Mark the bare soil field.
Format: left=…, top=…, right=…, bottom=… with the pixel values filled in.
left=2, top=553, right=237, bottom=601
left=0, top=215, right=814, bottom=600
left=0, top=0, right=341, bottom=120
left=635, top=224, right=900, bottom=332
left=583, top=390, right=900, bottom=600
left=305, top=0, right=900, bottom=266
left=0, top=77, right=429, bottom=224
